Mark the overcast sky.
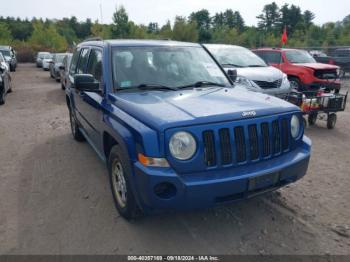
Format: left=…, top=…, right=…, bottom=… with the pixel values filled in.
left=2, top=0, right=349, bottom=26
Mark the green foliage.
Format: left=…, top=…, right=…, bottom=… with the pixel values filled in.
left=111, top=6, right=130, bottom=38
left=172, top=16, right=198, bottom=42
left=0, top=2, right=349, bottom=58
left=29, top=22, right=67, bottom=52
left=0, top=22, right=13, bottom=44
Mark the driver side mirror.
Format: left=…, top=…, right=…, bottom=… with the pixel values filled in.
left=227, top=69, right=237, bottom=82
left=74, top=74, right=100, bottom=92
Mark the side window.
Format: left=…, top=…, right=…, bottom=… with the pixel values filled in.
left=76, top=48, right=90, bottom=74
left=87, top=49, right=103, bottom=84
left=263, top=51, right=282, bottom=64
left=0, top=54, right=4, bottom=63
left=69, top=50, right=80, bottom=75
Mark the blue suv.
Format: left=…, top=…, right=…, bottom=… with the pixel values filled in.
left=65, top=40, right=311, bottom=219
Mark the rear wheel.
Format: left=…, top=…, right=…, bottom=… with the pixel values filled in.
left=108, top=145, right=141, bottom=220
left=327, top=113, right=337, bottom=129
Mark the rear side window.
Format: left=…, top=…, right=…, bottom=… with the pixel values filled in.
left=261, top=51, right=282, bottom=64
left=76, top=48, right=90, bottom=74
left=87, top=49, right=103, bottom=83
left=69, top=50, right=80, bottom=75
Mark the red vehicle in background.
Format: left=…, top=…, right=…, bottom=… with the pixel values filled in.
left=253, top=48, right=341, bottom=93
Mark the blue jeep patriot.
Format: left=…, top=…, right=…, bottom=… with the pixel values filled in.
left=65, top=39, right=311, bottom=219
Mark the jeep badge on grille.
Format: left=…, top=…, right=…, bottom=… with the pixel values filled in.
left=242, top=111, right=257, bottom=117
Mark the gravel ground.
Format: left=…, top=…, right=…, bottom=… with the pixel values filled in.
left=0, top=64, right=349, bottom=255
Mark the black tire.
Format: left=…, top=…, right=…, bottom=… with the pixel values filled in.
left=0, top=88, right=5, bottom=105
left=108, top=145, right=141, bottom=220
left=288, top=77, right=302, bottom=91
left=69, top=109, right=85, bottom=142
left=308, top=113, right=318, bottom=126
left=56, top=78, right=60, bottom=83
left=327, top=113, right=337, bottom=129
left=61, top=82, right=65, bottom=90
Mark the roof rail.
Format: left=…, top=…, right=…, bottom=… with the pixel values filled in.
left=82, top=37, right=103, bottom=42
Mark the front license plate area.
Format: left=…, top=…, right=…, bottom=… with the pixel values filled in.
left=248, top=172, right=280, bottom=192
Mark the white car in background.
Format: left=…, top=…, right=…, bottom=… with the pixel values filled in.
left=42, top=54, right=53, bottom=71
left=204, top=44, right=291, bottom=97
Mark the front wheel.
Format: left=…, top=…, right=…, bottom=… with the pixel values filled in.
left=108, top=145, right=141, bottom=220
left=69, top=109, right=85, bottom=142
left=327, top=113, right=337, bottom=129
left=288, top=77, right=302, bottom=91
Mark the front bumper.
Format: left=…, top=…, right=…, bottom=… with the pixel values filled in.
left=132, top=136, right=311, bottom=213
left=303, top=80, right=341, bottom=91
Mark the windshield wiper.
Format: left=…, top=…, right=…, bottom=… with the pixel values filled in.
left=178, top=81, right=226, bottom=89
left=247, top=65, right=266, bottom=67
left=133, top=84, right=178, bottom=91
left=221, top=63, right=243, bottom=68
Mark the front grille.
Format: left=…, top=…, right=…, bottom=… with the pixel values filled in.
left=202, top=118, right=290, bottom=167
left=314, top=69, right=338, bottom=80
left=203, top=131, right=216, bottom=166
left=253, top=79, right=282, bottom=89
left=234, top=127, right=246, bottom=163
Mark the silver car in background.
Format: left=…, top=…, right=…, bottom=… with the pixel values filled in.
left=36, top=52, right=51, bottom=68
left=204, top=44, right=291, bottom=96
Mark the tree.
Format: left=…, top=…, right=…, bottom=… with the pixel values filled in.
left=257, top=2, right=281, bottom=33
left=29, top=22, right=67, bottom=51
left=223, top=10, right=245, bottom=32
left=279, top=4, right=303, bottom=35
left=172, top=16, right=198, bottom=42
left=147, top=22, right=159, bottom=34
left=159, top=21, right=172, bottom=39
left=189, top=9, right=212, bottom=42
left=303, top=10, right=315, bottom=29
left=91, top=21, right=111, bottom=39
left=111, top=5, right=130, bottom=38
left=0, top=22, right=13, bottom=44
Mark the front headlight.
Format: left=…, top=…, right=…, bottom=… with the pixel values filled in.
left=236, top=76, right=254, bottom=87
left=291, top=115, right=301, bottom=139
left=169, top=131, right=197, bottom=160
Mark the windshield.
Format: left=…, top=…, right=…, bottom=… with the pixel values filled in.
left=43, top=54, right=52, bottom=59
left=0, top=50, right=11, bottom=57
left=112, top=46, right=230, bottom=90
left=207, top=46, right=267, bottom=67
left=286, top=50, right=316, bottom=63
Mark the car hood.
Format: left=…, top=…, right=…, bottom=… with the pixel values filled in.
left=109, top=86, right=299, bottom=131
left=293, top=63, right=339, bottom=70
left=224, top=66, right=283, bottom=81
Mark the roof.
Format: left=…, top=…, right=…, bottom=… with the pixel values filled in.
left=0, top=45, right=11, bottom=50
left=253, top=47, right=306, bottom=52
left=79, top=39, right=200, bottom=48
left=203, top=44, right=246, bottom=50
